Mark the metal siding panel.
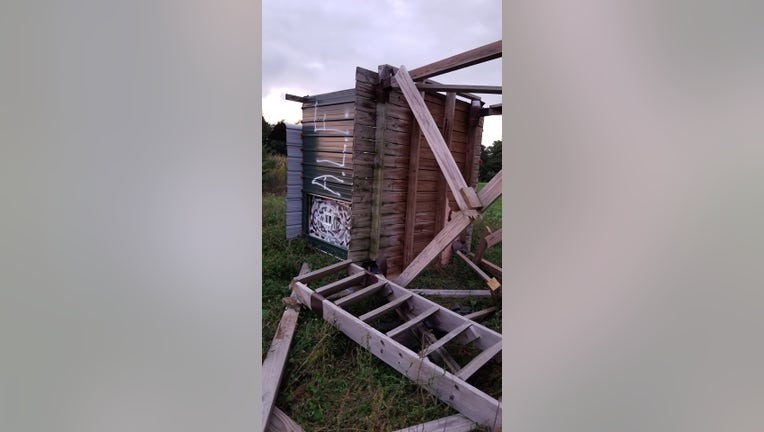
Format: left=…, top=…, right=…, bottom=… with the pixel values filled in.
left=285, top=123, right=303, bottom=240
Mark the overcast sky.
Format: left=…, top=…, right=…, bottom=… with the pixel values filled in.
left=262, top=0, right=502, bottom=146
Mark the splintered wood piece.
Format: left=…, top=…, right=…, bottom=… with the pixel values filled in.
left=359, top=293, right=413, bottom=323
left=386, top=305, right=440, bottom=339
left=314, top=272, right=367, bottom=297
left=421, top=321, right=473, bottom=357
left=456, top=341, right=503, bottom=381
left=392, top=414, right=476, bottom=432
left=333, top=280, right=388, bottom=308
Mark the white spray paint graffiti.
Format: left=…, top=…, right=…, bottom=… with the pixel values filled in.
left=311, top=174, right=343, bottom=197
left=308, top=196, right=351, bottom=248
left=310, top=101, right=351, bottom=196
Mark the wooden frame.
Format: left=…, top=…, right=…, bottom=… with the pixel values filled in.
left=290, top=262, right=502, bottom=430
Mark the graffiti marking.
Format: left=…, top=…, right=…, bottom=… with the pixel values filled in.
left=311, top=174, right=344, bottom=197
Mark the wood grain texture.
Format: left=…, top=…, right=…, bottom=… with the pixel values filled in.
left=408, top=40, right=502, bottom=80
left=395, top=66, right=479, bottom=211
left=262, top=263, right=311, bottom=432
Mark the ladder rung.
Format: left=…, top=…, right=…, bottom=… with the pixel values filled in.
left=334, top=281, right=388, bottom=308
left=421, top=321, right=473, bottom=357
left=315, top=272, right=367, bottom=297
left=359, top=293, right=412, bottom=323
left=456, top=341, right=502, bottom=380
left=386, top=306, right=440, bottom=339
left=294, top=259, right=350, bottom=284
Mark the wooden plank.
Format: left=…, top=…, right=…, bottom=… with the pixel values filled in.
left=370, top=67, right=393, bottom=260
left=262, top=263, right=311, bottom=432
left=293, top=260, right=350, bottom=285
left=463, top=307, right=498, bottom=321
left=477, top=169, right=502, bottom=209
left=395, top=66, right=480, bottom=211
left=394, top=210, right=474, bottom=287
left=437, top=92, right=457, bottom=265
left=386, top=305, right=439, bottom=339
left=456, top=341, right=503, bottom=381
left=284, top=93, right=307, bottom=103
left=421, top=321, right=473, bottom=357
left=315, top=272, right=367, bottom=297
left=480, top=258, right=502, bottom=279
left=414, top=83, right=502, bottom=94
left=292, top=291, right=502, bottom=428
left=410, top=289, right=492, bottom=298
left=359, top=293, right=412, bottom=323
left=408, top=40, right=502, bottom=80
left=392, top=414, right=475, bottom=432
left=334, top=280, right=388, bottom=308
left=456, top=250, right=492, bottom=282
left=266, top=407, right=306, bottom=432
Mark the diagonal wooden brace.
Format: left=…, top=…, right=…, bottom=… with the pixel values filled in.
left=394, top=210, right=475, bottom=287
left=395, top=65, right=481, bottom=211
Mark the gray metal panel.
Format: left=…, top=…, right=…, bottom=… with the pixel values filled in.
left=285, top=123, right=303, bottom=239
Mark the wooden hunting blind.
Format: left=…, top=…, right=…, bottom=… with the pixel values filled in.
left=286, top=41, right=503, bottom=286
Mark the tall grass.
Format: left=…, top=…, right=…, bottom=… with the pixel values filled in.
left=262, top=152, right=287, bottom=195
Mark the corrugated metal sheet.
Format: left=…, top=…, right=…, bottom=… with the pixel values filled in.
left=285, top=124, right=303, bottom=239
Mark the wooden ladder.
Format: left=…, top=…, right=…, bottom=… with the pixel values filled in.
left=290, top=260, right=502, bottom=430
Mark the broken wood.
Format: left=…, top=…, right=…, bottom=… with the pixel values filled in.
left=262, top=263, right=311, bottom=432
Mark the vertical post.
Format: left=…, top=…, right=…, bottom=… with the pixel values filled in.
left=369, top=65, right=394, bottom=260
left=437, top=92, right=457, bottom=265
left=403, top=106, right=423, bottom=266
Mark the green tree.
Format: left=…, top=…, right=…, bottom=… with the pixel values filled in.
left=479, top=139, right=502, bottom=182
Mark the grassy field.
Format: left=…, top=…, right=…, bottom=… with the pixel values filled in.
left=262, top=188, right=501, bottom=431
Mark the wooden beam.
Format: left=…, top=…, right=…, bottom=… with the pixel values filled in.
left=394, top=210, right=475, bottom=287
left=359, top=293, right=412, bottom=323
left=437, top=92, right=457, bottom=265
left=477, top=169, right=502, bottom=209
left=456, top=250, right=501, bottom=292
left=480, top=103, right=502, bottom=116
left=480, top=258, right=502, bottom=279
left=456, top=341, right=502, bottom=381
left=421, top=321, right=473, bottom=357
left=292, top=260, right=350, bottom=285
left=408, top=40, right=502, bottom=81
left=262, top=263, right=311, bottom=432
left=386, top=306, right=439, bottom=339
left=392, top=414, right=476, bottom=432
left=403, top=100, right=424, bottom=266
left=290, top=280, right=503, bottom=429
left=284, top=93, right=308, bottom=103
left=463, top=306, right=498, bottom=321
left=266, top=407, right=305, bottom=432
left=410, top=289, right=492, bottom=298
left=415, top=83, right=502, bottom=94
left=370, top=65, right=394, bottom=260
left=395, top=66, right=481, bottom=211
